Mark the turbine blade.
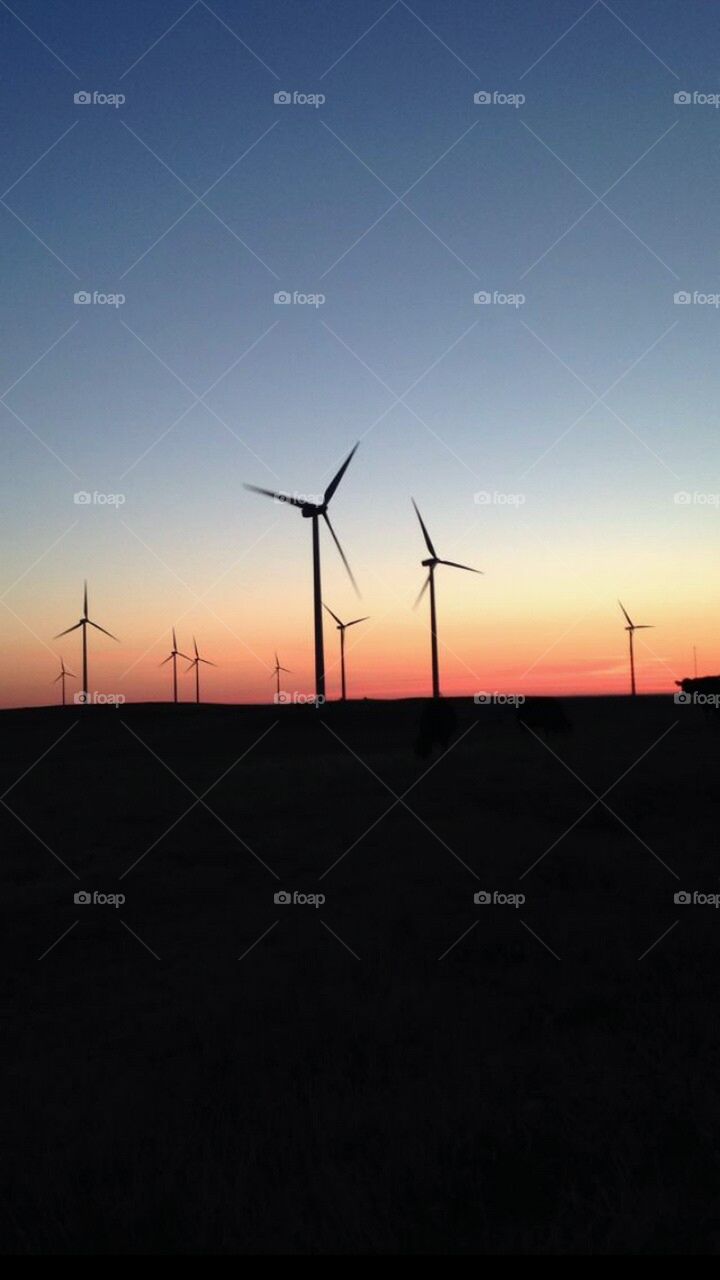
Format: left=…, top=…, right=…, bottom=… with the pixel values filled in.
left=244, top=483, right=303, bottom=508
left=172, top=626, right=177, bottom=650
left=177, top=652, right=193, bottom=662
left=83, top=580, right=88, bottom=619
left=323, top=512, right=360, bottom=596
left=193, top=636, right=199, bottom=658
left=87, top=620, right=119, bottom=641
left=54, top=622, right=82, bottom=638
left=411, top=499, right=437, bottom=559
left=159, top=656, right=172, bottom=666
left=413, top=575, right=431, bottom=610
left=346, top=616, right=369, bottom=627
left=184, top=662, right=195, bottom=673
left=65, top=669, right=76, bottom=678
left=280, top=667, right=292, bottom=673
left=634, top=625, right=654, bottom=630
left=618, top=599, right=634, bottom=628
left=323, top=603, right=344, bottom=627
left=437, top=559, right=483, bottom=574
left=324, top=442, right=359, bottom=505
left=53, top=672, right=63, bottom=683
left=198, top=658, right=216, bottom=666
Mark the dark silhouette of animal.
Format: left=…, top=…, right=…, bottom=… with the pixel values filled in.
left=414, top=699, right=458, bottom=758
left=516, top=696, right=572, bottom=737
left=675, top=676, right=720, bottom=712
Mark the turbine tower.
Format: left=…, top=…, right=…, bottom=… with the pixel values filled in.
left=619, top=601, right=654, bottom=697
left=185, top=636, right=216, bottom=704
left=160, top=628, right=192, bottom=704
left=412, top=500, right=482, bottom=699
left=323, top=605, right=369, bottom=702
left=53, top=657, right=76, bottom=707
left=245, top=443, right=360, bottom=701
left=54, top=581, right=118, bottom=705
left=270, top=652, right=291, bottom=701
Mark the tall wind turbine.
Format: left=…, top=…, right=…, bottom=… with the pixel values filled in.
left=53, top=657, right=76, bottom=707
left=619, top=600, right=654, bottom=697
left=245, top=443, right=360, bottom=701
left=271, top=652, right=291, bottom=701
left=323, top=605, right=369, bottom=702
left=54, top=581, right=118, bottom=704
left=412, top=500, right=482, bottom=699
left=185, top=636, right=216, bottom=704
left=160, top=628, right=192, bottom=704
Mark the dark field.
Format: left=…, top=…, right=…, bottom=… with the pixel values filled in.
left=3, top=696, right=720, bottom=1254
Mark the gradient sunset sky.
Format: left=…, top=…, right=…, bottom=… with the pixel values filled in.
left=1, top=0, right=718, bottom=706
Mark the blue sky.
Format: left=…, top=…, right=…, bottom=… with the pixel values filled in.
left=1, top=0, right=718, bottom=703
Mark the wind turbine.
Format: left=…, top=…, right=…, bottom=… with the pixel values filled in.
left=160, top=628, right=192, bottom=703
left=185, top=636, right=216, bottom=704
left=54, top=581, right=118, bottom=704
left=270, top=652, right=291, bottom=701
left=245, top=443, right=360, bottom=701
left=412, top=500, right=482, bottom=699
left=618, top=600, right=654, bottom=697
left=53, top=657, right=76, bottom=706
left=323, top=605, right=369, bottom=702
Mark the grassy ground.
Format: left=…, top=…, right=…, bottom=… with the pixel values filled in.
left=3, top=696, right=720, bottom=1253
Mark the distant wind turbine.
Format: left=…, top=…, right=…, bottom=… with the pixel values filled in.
left=53, top=656, right=76, bottom=707
left=245, top=443, right=360, bottom=701
left=185, top=636, right=216, bottom=704
left=54, top=581, right=118, bottom=705
left=160, top=628, right=192, bottom=703
left=412, top=500, right=482, bottom=699
left=618, top=600, right=654, bottom=697
left=324, top=604, right=369, bottom=701
left=271, top=652, right=291, bottom=701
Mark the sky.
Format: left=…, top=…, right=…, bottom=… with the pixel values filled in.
left=1, top=0, right=718, bottom=706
